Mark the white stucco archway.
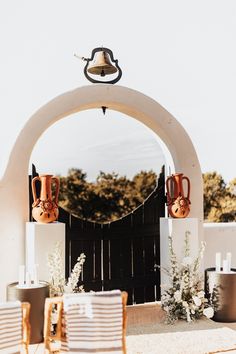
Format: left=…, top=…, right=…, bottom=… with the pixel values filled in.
left=0, top=85, right=203, bottom=300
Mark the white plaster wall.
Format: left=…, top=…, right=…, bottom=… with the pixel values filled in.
left=204, top=222, right=236, bottom=269
left=0, top=85, right=203, bottom=300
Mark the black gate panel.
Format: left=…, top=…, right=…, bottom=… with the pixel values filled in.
left=29, top=165, right=165, bottom=305
left=58, top=167, right=165, bottom=305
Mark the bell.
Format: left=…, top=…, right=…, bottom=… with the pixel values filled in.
left=87, top=50, right=118, bottom=77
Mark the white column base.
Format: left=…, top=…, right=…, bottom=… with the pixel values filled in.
left=26, top=222, right=65, bottom=282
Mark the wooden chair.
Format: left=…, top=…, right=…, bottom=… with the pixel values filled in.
left=0, top=301, right=30, bottom=354
left=44, top=291, right=128, bottom=354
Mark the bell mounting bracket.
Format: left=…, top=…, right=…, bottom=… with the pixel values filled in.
left=82, top=47, right=122, bottom=84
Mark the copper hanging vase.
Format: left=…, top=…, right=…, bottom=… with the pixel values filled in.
left=31, top=174, right=60, bottom=223
left=166, top=173, right=191, bottom=218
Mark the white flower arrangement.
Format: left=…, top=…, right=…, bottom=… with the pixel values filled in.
left=161, top=231, right=214, bottom=323
left=47, top=242, right=86, bottom=297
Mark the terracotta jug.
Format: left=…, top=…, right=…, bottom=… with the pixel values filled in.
left=31, top=174, right=60, bottom=223
left=166, top=173, right=191, bottom=218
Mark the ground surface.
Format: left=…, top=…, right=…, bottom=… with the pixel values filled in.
left=27, top=302, right=236, bottom=353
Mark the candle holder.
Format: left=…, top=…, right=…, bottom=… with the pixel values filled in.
left=205, top=267, right=236, bottom=322
left=215, top=252, right=221, bottom=272
left=7, top=281, right=49, bottom=344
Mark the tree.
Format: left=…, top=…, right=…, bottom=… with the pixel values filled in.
left=59, top=168, right=90, bottom=218
left=228, top=178, right=236, bottom=196
left=132, top=170, right=158, bottom=203
left=58, top=168, right=158, bottom=223
left=203, top=172, right=226, bottom=220
left=58, top=169, right=236, bottom=223
left=92, top=172, right=136, bottom=222
left=203, top=172, right=236, bottom=222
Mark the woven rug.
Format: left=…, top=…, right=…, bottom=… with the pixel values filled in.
left=126, top=326, right=236, bottom=354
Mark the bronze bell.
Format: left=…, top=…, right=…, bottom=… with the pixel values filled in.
left=87, top=50, right=118, bottom=77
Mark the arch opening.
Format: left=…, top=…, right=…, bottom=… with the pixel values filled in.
left=29, top=108, right=172, bottom=223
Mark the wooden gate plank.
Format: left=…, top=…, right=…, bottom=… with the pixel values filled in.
left=143, top=236, right=156, bottom=302
left=110, top=237, right=122, bottom=280
left=133, top=237, right=145, bottom=304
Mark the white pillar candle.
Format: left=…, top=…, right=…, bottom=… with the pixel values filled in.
left=226, top=252, right=232, bottom=272
left=223, top=259, right=229, bottom=273
left=25, top=271, right=31, bottom=286
left=215, top=252, right=221, bottom=272
left=33, top=264, right=39, bottom=285
left=18, top=265, right=25, bottom=286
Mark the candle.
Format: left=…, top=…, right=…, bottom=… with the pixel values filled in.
left=215, top=252, right=221, bottom=272
left=33, top=264, right=39, bottom=285
left=25, top=271, right=31, bottom=286
left=18, top=265, right=25, bottom=286
left=226, top=252, right=232, bottom=272
left=223, top=259, right=229, bottom=273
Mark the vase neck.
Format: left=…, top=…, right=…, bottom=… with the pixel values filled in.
left=173, top=174, right=184, bottom=197
left=39, top=175, right=53, bottom=201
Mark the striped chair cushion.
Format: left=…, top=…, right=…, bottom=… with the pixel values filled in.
left=0, top=301, right=22, bottom=354
left=63, top=290, right=123, bottom=354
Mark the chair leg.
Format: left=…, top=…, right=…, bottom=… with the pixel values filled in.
left=44, top=297, right=63, bottom=354
left=122, top=292, right=128, bottom=354
left=22, top=302, right=31, bottom=354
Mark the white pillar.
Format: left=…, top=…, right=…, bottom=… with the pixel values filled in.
left=25, top=222, right=65, bottom=282
left=160, top=217, right=199, bottom=290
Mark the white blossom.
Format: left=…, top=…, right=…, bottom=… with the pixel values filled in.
left=192, top=296, right=201, bottom=307
left=186, top=308, right=192, bottom=322
left=174, top=290, right=182, bottom=302
left=197, top=290, right=205, bottom=298
left=66, top=253, right=86, bottom=292
left=203, top=307, right=214, bottom=319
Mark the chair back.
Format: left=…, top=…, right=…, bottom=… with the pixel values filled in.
left=44, top=290, right=128, bottom=353
left=0, top=301, right=30, bottom=354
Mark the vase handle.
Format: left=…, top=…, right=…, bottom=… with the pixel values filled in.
left=166, top=176, right=173, bottom=204
left=52, top=177, right=60, bottom=204
left=182, top=176, right=191, bottom=201
left=31, top=176, right=40, bottom=204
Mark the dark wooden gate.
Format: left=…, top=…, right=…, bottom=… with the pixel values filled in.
left=58, top=169, right=165, bottom=305
left=29, top=166, right=165, bottom=305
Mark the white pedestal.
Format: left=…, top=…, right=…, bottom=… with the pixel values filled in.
left=26, top=222, right=65, bottom=282
left=160, top=217, right=199, bottom=290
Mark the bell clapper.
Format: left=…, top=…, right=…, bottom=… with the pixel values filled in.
left=101, top=106, right=107, bottom=115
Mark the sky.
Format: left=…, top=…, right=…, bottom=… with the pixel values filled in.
left=0, top=1, right=235, bottom=183
left=29, top=111, right=166, bottom=181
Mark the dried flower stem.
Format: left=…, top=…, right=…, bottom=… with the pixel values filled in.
left=47, top=242, right=86, bottom=296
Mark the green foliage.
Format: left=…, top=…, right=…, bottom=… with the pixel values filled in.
left=59, top=168, right=91, bottom=218
left=58, top=169, right=235, bottom=223
left=132, top=170, right=158, bottom=203
left=203, top=172, right=236, bottom=222
left=58, top=168, right=158, bottom=223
